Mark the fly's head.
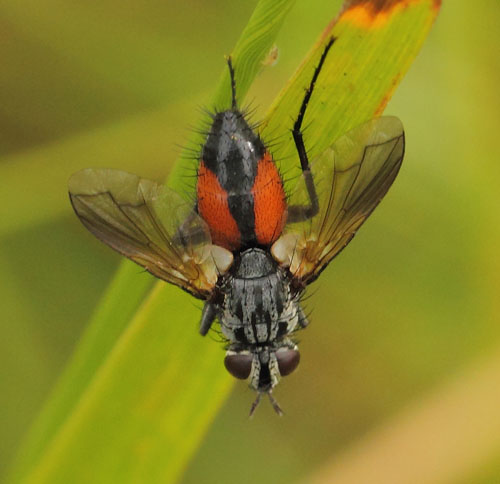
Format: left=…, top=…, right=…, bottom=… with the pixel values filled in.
left=205, top=247, right=306, bottom=415
left=224, top=341, right=300, bottom=416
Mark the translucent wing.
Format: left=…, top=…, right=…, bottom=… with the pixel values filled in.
left=272, top=116, right=404, bottom=285
left=69, top=169, right=233, bottom=299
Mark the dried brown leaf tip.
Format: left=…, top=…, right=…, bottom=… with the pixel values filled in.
left=339, top=0, right=440, bottom=29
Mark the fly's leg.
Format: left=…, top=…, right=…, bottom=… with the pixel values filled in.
left=226, top=56, right=238, bottom=110
left=287, top=37, right=336, bottom=224
left=297, top=305, right=309, bottom=328
left=199, top=302, right=217, bottom=335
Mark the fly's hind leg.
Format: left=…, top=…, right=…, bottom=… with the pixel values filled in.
left=287, top=37, right=336, bottom=224
left=226, top=56, right=238, bottom=110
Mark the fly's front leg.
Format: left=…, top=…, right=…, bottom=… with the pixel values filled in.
left=287, top=37, right=336, bottom=224
left=199, top=301, right=217, bottom=335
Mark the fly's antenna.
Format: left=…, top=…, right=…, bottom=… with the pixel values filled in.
left=249, top=392, right=284, bottom=417
left=268, top=392, right=284, bottom=416
left=249, top=393, right=262, bottom=418
left=226, top=56, right=238, bottom=110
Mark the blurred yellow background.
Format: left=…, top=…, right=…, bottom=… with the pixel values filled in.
left=1, top=1, right=499, bottom=483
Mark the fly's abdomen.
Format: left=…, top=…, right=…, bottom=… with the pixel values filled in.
left=196, top=110, right=286, bottom=251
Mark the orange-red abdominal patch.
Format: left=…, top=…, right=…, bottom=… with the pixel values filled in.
left=197, top=161, right=240, bottom=251
left=252, top=152, right=287, bottom=246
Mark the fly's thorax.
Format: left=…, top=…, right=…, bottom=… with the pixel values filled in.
left=218, top=248, right=300, bottom=345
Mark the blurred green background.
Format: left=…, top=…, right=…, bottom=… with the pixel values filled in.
left=1, top=1, right=499, bottom=483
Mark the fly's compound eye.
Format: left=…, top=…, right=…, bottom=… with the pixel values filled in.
left=224, top=353, right=253, bottom=380
left=276, top=348, right=300, bottom=376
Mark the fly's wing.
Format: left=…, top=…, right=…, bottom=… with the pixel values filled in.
left=272, top=116, right=404, bottom=285
left=69, top=168, right=233, bottom=299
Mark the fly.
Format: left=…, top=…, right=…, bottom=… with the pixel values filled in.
left=69, top=37, right=405, bottom=416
